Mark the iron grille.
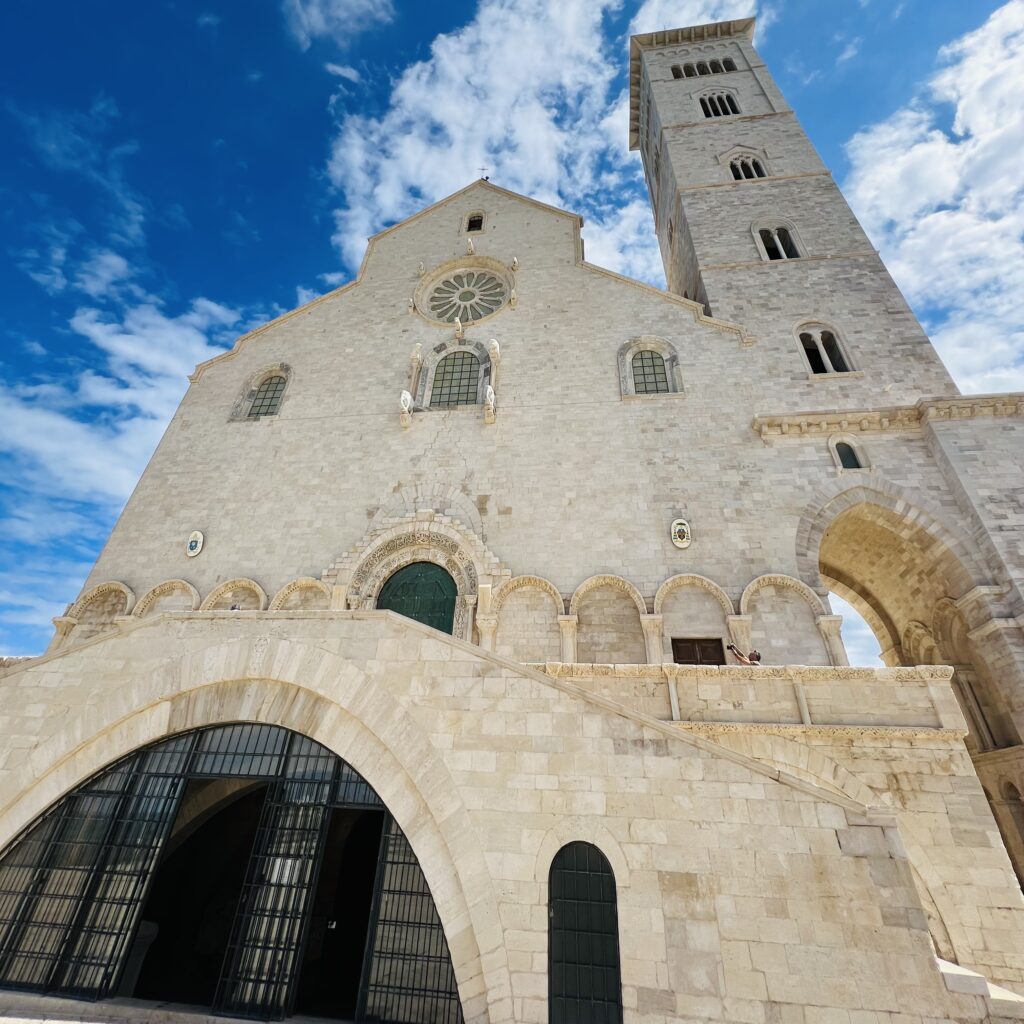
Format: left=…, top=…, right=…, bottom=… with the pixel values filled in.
left=430, top=352, right=479, bottom=407
left=631, top=350, right=670, bottom=394
left=0, top=723, right=459, bottom=1023
left=549, top=842, right=623, bottom=1024
left=358, top=816, right=464, bottom=1024
left=248, top=376, right=286, bottom=418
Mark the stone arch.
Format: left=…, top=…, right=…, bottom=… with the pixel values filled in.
left=199, top=578, right=268, bottom=611
left=0, top=643, right=509, bottom=1024
left=902, top=621, right=940, bottom=665
left=795, top=477, right=994, bottom=595
left=570, top=576, right=648, bottom=665
left=828, top=432, right=869, bottom=473
left=739, top=574, right=827, bottom=617
left=654, top=574, right=733, bottom=617
left=327, top=512, right=507, bottom=643
left=706, top=732, right=883, bottom=810
left=569, top=575, right=647, bottom=618
left=69, top=580, right=135, bottom=620
left=60, top=581, right=136, bottom=647
left=493, top=574, right=564, bottom=615
left=740, top=575, right=830, bottom=666
left=492, top=575, right=564, bottom=663
left=269, top=577, right=331, bottom=611
left=229, top=361, right=292, bottom=421
left=534, top=818, right=630, bottom=888
left=133, top=579, right=201, bottom=617
left=616, top=336, right=684, bottom=397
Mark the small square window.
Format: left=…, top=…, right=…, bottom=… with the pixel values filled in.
left=466, top=214, right=484, bottom=232
left=671, top=638, right=725, bottom=665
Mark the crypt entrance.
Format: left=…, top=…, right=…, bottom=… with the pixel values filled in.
left=0, top=723, right=464, bottom=1023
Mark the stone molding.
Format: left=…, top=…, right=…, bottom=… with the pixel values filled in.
left=674, top=721, right=966, bottom=742
left=133, top=579, right=200, bottom=617
left=68, top=580, right=136, bottom=620
left=491, top=574, right=565, bottom=615
left=198, top=577, right=268, bottom=612
left=568, top=574, right=648, bottom=617
left=324, top=509, right=510, bottom=642
left=228, top=362, right=291, bottom=422
left=268, top=577, right=331, bottom=611
left=617, top=336, right=685, bottom=397
left=754, top=392, right=1024, bottom=439
left=739, top=573, right=828, bottom=616
left=653, top=573, right=734, bottom=617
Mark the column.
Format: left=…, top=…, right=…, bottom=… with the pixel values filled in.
left=557, top=615, right=578, bottom=664
left=476, top=614, right=498, bottom=652
left=816, top=615, right=849, bottom=667
left=640, top=614, right=665, bottom=665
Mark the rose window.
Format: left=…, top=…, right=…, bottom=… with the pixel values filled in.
left=428, top=270, right=507, bottom=323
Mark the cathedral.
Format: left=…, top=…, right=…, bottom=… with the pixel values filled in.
left=3, top=15, right=1024, bottom=1024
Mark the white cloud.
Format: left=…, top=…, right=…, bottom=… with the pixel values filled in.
left=74, top=249, right=133, bottom=298
left=836, top=36, right=861, bottom=64
left=0, top=298, right=238, bottom=503
left=197, top=11, right=221, bottom=28
left=844, top=0, right=1024, bottom=393
left=22, top=340, right=47, bottom=357
left=325, top=62, right=361, bottom=82
left=282, top=0, right=395, bottom=50
left=324, top=0, right=769, bottom=282
left=629, top=0, right=760, bottom=34
left=296, top=285, right=319, bottom=305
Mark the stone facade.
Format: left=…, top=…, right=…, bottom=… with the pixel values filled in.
left=2, top=14, right=1024, bottom=1024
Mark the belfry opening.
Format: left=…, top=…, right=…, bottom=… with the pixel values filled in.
left=0, top=724, right=464, bottom=1023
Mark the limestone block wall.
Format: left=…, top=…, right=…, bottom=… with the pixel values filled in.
left=4, top=612, right=1024, bottom=1016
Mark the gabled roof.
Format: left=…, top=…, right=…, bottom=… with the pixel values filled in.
left=629, top=18, right=756, bottom=150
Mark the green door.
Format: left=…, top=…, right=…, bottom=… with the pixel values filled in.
left=376, top=562, right=457, bottom=635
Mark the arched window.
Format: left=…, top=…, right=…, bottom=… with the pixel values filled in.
left=730, top=157, right=766, bottom=180
left=683, top=63, right=697, bottom=77
left=430, top=351, right=481, bottom=407
left=671, top=65, right=684, bottom=79
left=700, top=92, right=739, bottom=118
left=757, top=226, right=801, bottom=261
left=836, top=442, right=861, bottom=469
left=631, top=350, right=670, bottom=394
left=800, top=326, right=854, bottom=375
left=696, top=61, right=710, bottom=75
left=709, top=59, right=723, bottom=73
left=248, top=375, right=286, bottom=417
left=549, top=842, right=622, bottom=1024
left=466, top=212, right=484, bottom=232
left=723, top=57, right=737, bottom=71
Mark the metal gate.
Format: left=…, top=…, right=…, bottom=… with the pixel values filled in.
left=0, top=724, right=465, bottom=1022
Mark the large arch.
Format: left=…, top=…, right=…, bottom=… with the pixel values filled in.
left=0, top=640, right=511, bottom=1024
left=795, top=478, right=1024, bottom=878
left=0, top=722, right=464, bottom=1021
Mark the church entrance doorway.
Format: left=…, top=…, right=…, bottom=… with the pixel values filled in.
left=293, top=807, right=384, bottom=1019
left=128, top=779, right=268, bottom=1007
left=0, top=724, right=465, bottom=1023
left=376, top=561, right=457, bottom=634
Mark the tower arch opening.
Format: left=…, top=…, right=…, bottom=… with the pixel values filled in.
left=0, top=723, right=465, bottom=1023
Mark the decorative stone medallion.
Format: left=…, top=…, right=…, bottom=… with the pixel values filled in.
left=186, top=531, right=204, bottom=557
left=427, top=270, right=507, bottom=323
left=670, top=519, right=692, bottom=549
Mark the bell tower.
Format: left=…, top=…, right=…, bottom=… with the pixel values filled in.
left=629, top=19, right=957, bottom=403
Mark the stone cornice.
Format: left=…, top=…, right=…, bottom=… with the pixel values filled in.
left=674, top=722, right=966, bottom=742
left=538, top=661, right=953, bottom=683
left=753, top=393, right=1024, bottom=440
left=629, top=18, right=757, bottom=148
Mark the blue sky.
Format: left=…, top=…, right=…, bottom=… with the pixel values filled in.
left=2, top=0, right=1022, bottom=659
